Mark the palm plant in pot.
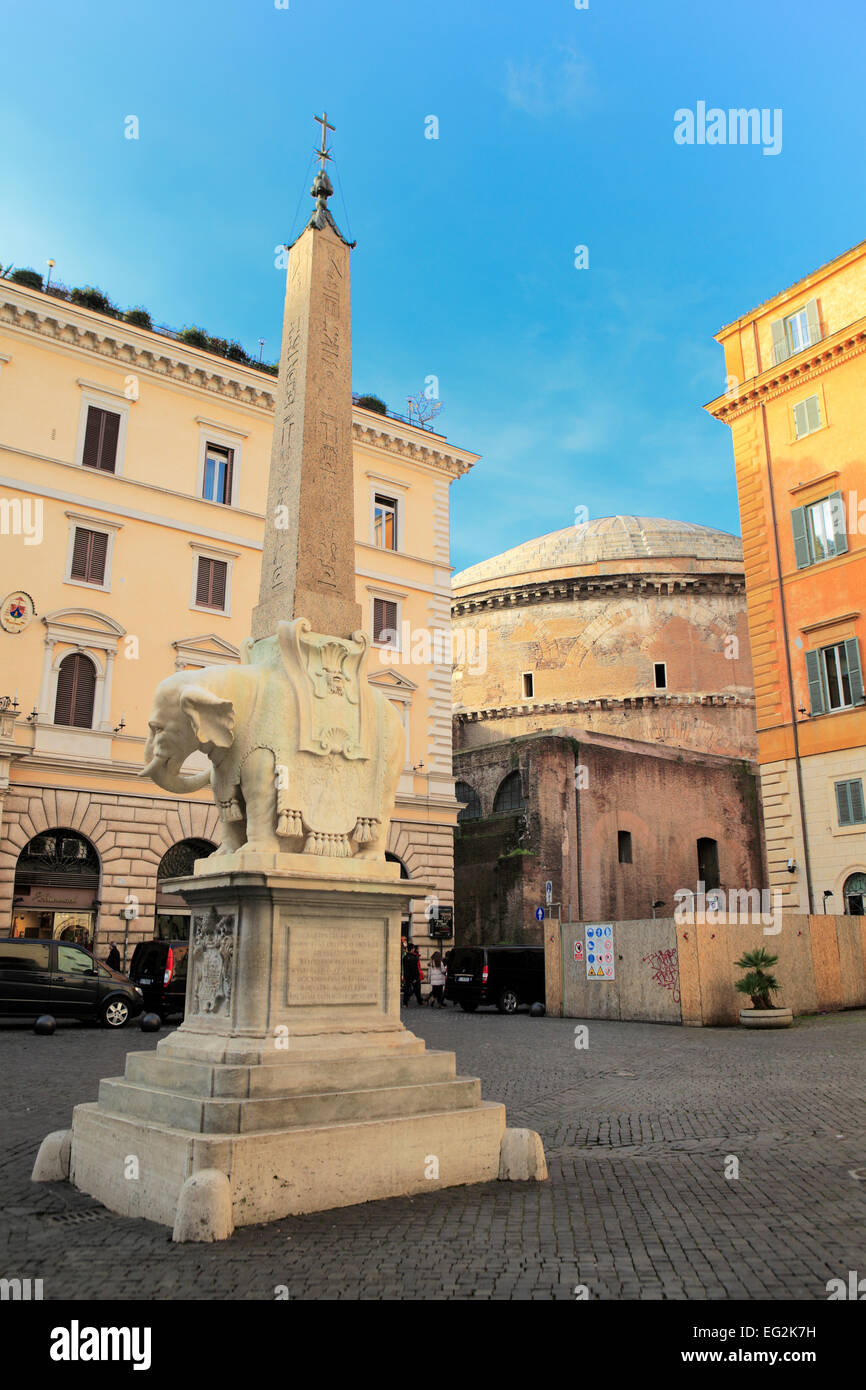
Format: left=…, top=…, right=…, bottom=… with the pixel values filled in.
left=734, top=948, right=792, bottom=1028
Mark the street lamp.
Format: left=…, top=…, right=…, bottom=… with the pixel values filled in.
left=45, top=259, right=55, bottom=293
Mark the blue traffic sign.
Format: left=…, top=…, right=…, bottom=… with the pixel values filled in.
left=535, top=907, right=545, bottom=921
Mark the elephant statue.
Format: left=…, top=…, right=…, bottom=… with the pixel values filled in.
left=140, top=619, right=405, bottom=861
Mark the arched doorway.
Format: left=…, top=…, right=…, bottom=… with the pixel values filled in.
left=11, top=830, right=100, bottom=949
left=843, top=872, right=866, bottom=916
left=385, top=851, right=412, bottom=941
left=155, top=839, right=217, bottom=939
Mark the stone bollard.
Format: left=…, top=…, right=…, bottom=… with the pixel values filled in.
left=32, top=1129, right=72, bottom=1183
left=499, top=1127, right=548, bottom=1182
left=172, top=1168, right=234, bottom=1243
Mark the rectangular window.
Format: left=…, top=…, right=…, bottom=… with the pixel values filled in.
left=523, top=672, right=534, bottom=698
left=195, top=557, right=228, bottom=611
left=81, top=405, right=120, bottom=473
left=835, top=779, right=866, bottom=827
left=202, top=444, right=233, bottom=504
left=69, top=527, right=108, bottom=585
left=654, top=662, right=667, bottom=690
left=791, top=492, right=848, bottom=568
left=373, top=495, right=398, bottom=550
left=807, top=639, right=865, bottom=715
left=372, top=597, right=398, bottom=646
left=618, top=830, right=633, bottom=864
left=793, top=395, right=822, bottom=439
left=771, top=298, right=821, bottom=365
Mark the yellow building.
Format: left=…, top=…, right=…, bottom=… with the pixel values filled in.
left=0, top=276, right=477, bottom=959
left=706, top=238, right=866, bottom=916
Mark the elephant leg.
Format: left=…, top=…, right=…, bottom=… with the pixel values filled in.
left=239, top=748, right=279, bottom=852
left=214, top=817, right=245, bottom=856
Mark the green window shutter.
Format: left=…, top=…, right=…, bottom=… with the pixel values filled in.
left=793, top=401, right=808, bottom=438
left=843, top=638, right=864, bottom=705
left=852, top=780, right=866, bottom=824
left=805, top=297, right=822, bottom=346
left=805, top=395, right=822, bottom=432
left=836, top=781, right=853, bottom=826
left=828, top=490, right=848, bottom=556
left=771, top=318, right=788, bottom=365
left=805, top=649, right=825, bottom=714
left=791, top=506, right=811, bottom=568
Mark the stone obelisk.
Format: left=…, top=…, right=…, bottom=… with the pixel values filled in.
left=251, top=114, right=361, bottom=642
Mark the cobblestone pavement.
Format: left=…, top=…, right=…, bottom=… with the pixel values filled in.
left=1, top=1006, right=864, bottom=1300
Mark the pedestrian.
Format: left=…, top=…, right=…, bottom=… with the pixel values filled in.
left=105, top=942, right=121, bottom=970
left=429, top=950, right=447, bottom=1008
left=402, top=943, right=422, bottom=1007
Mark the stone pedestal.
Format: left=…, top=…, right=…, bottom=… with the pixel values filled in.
left=52, top=857, right=542, bottom=1240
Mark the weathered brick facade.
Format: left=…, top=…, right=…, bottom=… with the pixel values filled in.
left=454, top=728, right=766, bottom=945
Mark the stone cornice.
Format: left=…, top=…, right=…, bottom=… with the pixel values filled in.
left=352, top=420, right=477, bottom=480
left=705, top=317, right=866, bottom=423
left=0, top=286, right=277, bottom=412
left=452, top=570, right=745, bottom=614
left=454, top=692, right=756, bottom=724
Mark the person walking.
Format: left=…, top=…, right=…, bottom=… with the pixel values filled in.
left=105, top=942, right=121, bottom=970
left=402, top=943, right=422, bottom=1007
left=428, top=950, right=447, bottom=1008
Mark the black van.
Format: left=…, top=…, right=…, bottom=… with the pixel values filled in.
left=128, top=939, right=189, bottom=1020
left=0, top=938, right=144, bottom=1027
left=445, top=944, right=545, bottom=1014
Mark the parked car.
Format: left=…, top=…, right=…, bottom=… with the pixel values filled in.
left=128, top=938, right=189, bottom=1020
left=444, top=944, right=545, bottom=1014
left=0, top=938, right=144, bottom=1027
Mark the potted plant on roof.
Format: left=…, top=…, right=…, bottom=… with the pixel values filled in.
left=734, top=948, right=792, bottom=1028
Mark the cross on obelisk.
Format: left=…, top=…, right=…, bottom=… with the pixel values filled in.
left=251, top=113, right=362, bottom=642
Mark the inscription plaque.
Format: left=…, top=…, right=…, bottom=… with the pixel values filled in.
left=286, top=921, right=383, bottom=1006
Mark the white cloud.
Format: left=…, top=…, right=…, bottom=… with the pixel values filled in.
left=505, top=46, right=592, bottom=119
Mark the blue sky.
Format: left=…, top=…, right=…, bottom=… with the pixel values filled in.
left=2, top=0, right=864, bottom=572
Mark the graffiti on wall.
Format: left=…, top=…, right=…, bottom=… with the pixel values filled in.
left=642, top=947, right=681, bottom=1004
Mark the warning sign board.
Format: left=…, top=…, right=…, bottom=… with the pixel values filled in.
left=573, top=940, right=583, bottom=962
left=585, top=924, right=615, bottom=980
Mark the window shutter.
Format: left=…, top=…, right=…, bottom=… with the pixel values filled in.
left=836, top=781, right=853, bottom=826
left=98, top=409, right=120, bottom=471
left=851, top=780, right=866, bottom=824
left=54, top=654, right=96, bottom=728
left=196, top=558, right=212, bottom=606
left=70, top=528, right=91, bottom=579
left=71, top=656, right=96, bottom=727
left=82, top=407, right=103, bottom=469
left=223, top=448, right=234, bottom=505
left=793, top=401, right=808, bottom=439
left=54, top=657, right=75, bottom=725
left=210, top=560, right=227, bottom=609
left=805, top=649, right=825, bottom=714
left=373, top=598, right=397, bottom=644
left=771, top=318, right=788, bottom=365
left=828, top=491, right=848, bottom=557
left=805, top=298, right=821, bottom=346
left=844, top=638, right=864, bottom=705
left=805, top=395, right=822, bottom=433
left=88, top=530, right=108, bottom=584
left=791, top=506, right=811, bottom=568
left=81, top=406, right=120, bottom=472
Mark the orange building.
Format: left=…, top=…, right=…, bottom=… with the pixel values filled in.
left=706, top=239, right=866, bottom=916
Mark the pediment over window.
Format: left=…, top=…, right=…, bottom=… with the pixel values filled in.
left=367, top=668, right=418, bottom=693
left=43, top=607, right=126, bottom=648
left=172, top=633, right=241, bottom=669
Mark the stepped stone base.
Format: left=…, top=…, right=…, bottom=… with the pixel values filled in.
left=35, top=862, right=544, bottom=1240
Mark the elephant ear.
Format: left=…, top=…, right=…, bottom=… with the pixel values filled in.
left=179, top=685, right=235, bottom=749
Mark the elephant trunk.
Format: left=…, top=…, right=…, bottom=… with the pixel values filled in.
left=140, top=754, right=211, bottom=795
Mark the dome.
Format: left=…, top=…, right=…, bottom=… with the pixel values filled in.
left=452, top=515, right=743, bottom=592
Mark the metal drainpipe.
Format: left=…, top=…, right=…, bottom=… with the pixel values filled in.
left=575, top=744, right=584, bottom=922
left=760, top=401, right=815, bottom=914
